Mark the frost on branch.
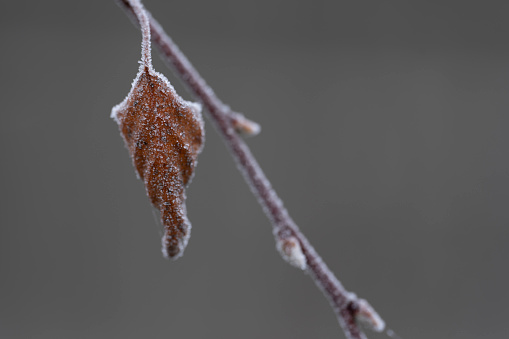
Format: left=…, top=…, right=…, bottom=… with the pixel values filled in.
left=111, top=0, right=204, bottom=259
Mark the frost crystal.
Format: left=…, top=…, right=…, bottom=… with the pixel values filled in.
left=111, top=0, right=204, bottom=259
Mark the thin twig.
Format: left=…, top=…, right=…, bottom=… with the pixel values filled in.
left=115, top=1, right=384, bottom=338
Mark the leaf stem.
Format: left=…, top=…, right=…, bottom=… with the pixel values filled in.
left=128, top=0, right=152, bottom=71
left=115, top=1, right=383, bottom=338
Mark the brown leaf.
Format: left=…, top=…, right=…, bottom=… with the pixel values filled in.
left=111, top=0, right=204, bottom=259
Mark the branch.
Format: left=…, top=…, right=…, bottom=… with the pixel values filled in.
left=115, top=1, right=385, bottom=337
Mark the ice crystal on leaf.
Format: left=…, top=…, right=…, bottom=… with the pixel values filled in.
left=111, top=0, right=204, bottom=259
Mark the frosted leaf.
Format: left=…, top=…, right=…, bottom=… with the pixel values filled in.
left=277, top=236, right=306, bottom=270
left=111, top=0, right=204, bottom=259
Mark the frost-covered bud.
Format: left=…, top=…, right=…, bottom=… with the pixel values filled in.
left=231, top=112, right=261, bottom=136
left=277, top=236, right=307, bottom=270
left=355, top=299, right=385, bottom=332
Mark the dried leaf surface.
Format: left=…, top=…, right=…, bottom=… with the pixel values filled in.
left=111, top=0, right=204, bottom=259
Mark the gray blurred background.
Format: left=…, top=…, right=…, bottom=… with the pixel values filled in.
left=1, top=1, right=508, bottom=338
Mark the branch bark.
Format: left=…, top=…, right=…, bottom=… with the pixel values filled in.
left=115, top=1, right=385, bottom=338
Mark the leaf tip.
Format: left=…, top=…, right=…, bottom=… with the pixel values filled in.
left=161, top=224, right=191, bottom=260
